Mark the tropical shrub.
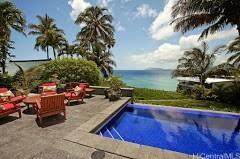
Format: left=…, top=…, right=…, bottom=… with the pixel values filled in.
left=100, top=76, right=126, bottom=88
left=14, top=58, right=101, bottom=92
left=213, top=82, right=240, bottom=105
left=0, top=73, right=13, bottom=88
left=191, top=84, right=214, bottom=100
left=101, top=76, right=126, bottom=101
left=191, top=85, right=204, bottom=100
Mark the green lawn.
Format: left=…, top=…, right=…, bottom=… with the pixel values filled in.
left=134, top=88, right=187, bottom=100
left=134, top=88, right=240, bottom=113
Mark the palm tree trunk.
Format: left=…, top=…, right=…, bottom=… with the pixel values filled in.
left=237, top=24, right=240, bottom=36
left=47, top=46, right=49, bottom=59
left=53, top=47, right=56, bottom=60
left=1, top=46, right=7, bottom=74
left=1, top=61, right=6, bottom=74
left=200, top=75, right=205, bottom=98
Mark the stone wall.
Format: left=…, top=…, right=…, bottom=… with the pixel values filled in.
left=90, top=86, right=134, bottom=102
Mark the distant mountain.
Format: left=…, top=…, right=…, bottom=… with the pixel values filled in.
left=145, top=67, right=173, bottom=71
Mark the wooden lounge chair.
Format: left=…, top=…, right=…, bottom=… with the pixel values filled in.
left=0, top=101, right=21, bottom=118
left=65, top=82, right=80, bottom=91
left=0, top=88, right=25, bottom=105
left=35, top=94, right=66, bottom=125
left=80, top=83, right=96, bottom=97
left=64, top=84, right=86, bottom=105
left=38, top=82, right=57, bottom=96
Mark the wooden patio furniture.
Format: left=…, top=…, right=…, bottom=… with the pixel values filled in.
left=64, top=84, right=86, bottom=105
left=0, top=87, right=25, bottom=105
left=80, top=83, right=96, bottom=97
left=23, top=95, right=41, bottom=112
left=65, top=82, right=80, bottom=91
left=35, top=94, right=66, bottom=125
left=38, top=82, right=57, bottom=96
left=0, top=101, right=21, bottom=119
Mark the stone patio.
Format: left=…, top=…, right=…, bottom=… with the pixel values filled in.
left=0, top=95, right=131, bottom=159
left=0, top=95, right=192, bottom=159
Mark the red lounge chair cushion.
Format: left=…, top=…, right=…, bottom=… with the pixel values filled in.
left=0, top=88, right=8, bottom=93
left=10, top=96, right=25, bottom=103
left=64, top=92, right=78, bottom=98
left=41, top=82, right=56, bottom=86
left=80, top=83, right=89, bottom=88
left=0, top=103, right=20, bottom=113
left=41, top=91, right=57, bottom=96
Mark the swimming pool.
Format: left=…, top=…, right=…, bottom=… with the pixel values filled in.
left=97, top=104, right=240, bottom=156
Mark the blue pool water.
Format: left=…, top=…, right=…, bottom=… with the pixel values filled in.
left=97, top=104, right=240, bottom=156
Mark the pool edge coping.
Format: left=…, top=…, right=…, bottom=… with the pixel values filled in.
left=134, top=102, right=240, bottom=116
left=64, top=98, right=191, bottom=159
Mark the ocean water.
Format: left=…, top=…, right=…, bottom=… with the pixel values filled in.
left=114, top=70, right=178, bottom=91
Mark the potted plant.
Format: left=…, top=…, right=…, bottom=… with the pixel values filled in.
left=107, top=76, right=123, bottom=101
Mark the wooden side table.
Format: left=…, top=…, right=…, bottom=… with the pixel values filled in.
left=23, top=95, right=41, bottom=112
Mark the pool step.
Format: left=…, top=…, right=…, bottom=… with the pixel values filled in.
left=100, top=127, right=124, bottom=141
left=112, top=127, right=125, bottom=141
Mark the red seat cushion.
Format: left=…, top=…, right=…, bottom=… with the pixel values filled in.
left=0, top=88, right=8, bottom=93
left=10, top=96, right=25, bottom=103
left=0, top=103, right=20, bottom=113
left=41, top=91, right=57, bottom=96
left=41, top=82, right=56, bottom=86
left=64, top=92, right=78, bottom=98
left=79, top=85, right=86, bottom=92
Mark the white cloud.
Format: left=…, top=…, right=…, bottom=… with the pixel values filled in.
left=149, top=0, right=176, bottom=40
left=179, top=27, right=238, bottom=50
left=121, top=0, right=132, bottom=3
left=130, top=28, right=238, bottom=69
left=97, top=0, right=113, bottom=8
left=115, top=21, right=125, bottom=32
left=131, top=43, right=181, bottom=65
left=135, top=4, right=158, bottom=18
left=68, top=0, right=91, bottom=21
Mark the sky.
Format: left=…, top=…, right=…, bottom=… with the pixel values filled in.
left=9, top=0, right=238, bottom=70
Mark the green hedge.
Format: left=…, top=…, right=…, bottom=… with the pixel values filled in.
left=15, top=58, right=101, bottom=91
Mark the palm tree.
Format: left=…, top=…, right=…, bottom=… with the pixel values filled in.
left=226, top=37, right=240, bottom=68
left=49, top=33, right=66, bottom=59
left=171, top=0, right=240, bottom=39
left=0, top=39, right=15, bottom=73
left=172, top=42, right=216, bottom=85
left=58, top=42, right=87, bottom=59
left=75, top=6, right=115, bottom=51
left=0, top=1, right=26, bottom=73
left=87, top=42, right=116, bottom=78
left=29, top=14, right=65, bottom=59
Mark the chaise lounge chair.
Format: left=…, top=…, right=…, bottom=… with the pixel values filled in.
left=39, top=82, right=57, bottom=96
left=35, top=94, right=66, bottom=125
left=0, top=88, right=25, bottom=105
left=80, top=83, right=96, bottom=97
left=64, top=84, right=86, bottom=105
left=0, top=101, right=22, bottom=119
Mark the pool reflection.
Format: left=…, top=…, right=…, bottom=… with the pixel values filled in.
left=98, top=104, right=240, bottom=155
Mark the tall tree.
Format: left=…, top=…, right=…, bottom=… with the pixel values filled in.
left=75, top=6, right=115, bottom=51
left=49, top=33, right=66, bottom=59
left=171, top=0, right=240, bottom=39
left=226, top=37, right=240, bottom=69
left=172, top=42, right=216, bottom=85
left=29, top=14, right=65, bottom=59
left=75, top=6, right=116, bottom=77
left=0, top=1, right=26, bottom=73
left=87, top=42, right=116, bottom=78
left=58, top=42, right=87, bottom=59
